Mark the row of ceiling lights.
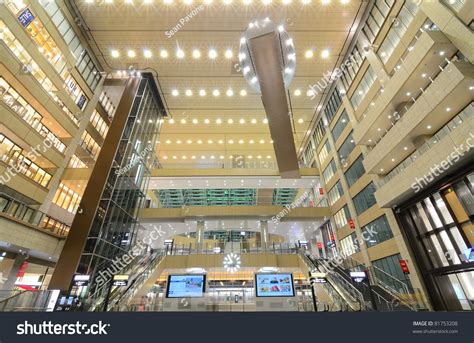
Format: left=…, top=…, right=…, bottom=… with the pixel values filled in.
left=169, top=87, right=316, bottom=98
left=162, top=138, right=274, bottom=144
left=89, top=0, right=350, bottom=5
left=111, top=48, right=331, bottom=60
left=169, top=118, right=305, bottom=124
left=162, top=154, right=273, bottom=160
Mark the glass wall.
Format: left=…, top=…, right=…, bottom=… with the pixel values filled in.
left=331, top=110, right=349, bottom=142
left=372, top=253, right=413, bottom=293
left=398, top=171, right=474, bottom=310
left=322, top=159, right=337, bottom=183
left=345, top=154, right=365, bottom=188
left=340, top=232, right=360, bottom=256
left=53, top=183, right=82, bottom=214
left=362, top=215, right=394, bottom=248
left=334, top=204, right=351, bottom=229
left=328, top=181, right=344, bottom=206
left=350, top=66, right=377, bottom=109
left=352, top=182, right=377, bottom=215
left=338, top=131, right=356, bottom=162
left=318, top=140, right=332, bottom=165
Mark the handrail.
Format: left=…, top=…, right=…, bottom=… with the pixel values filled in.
left=0, top=193, right=70, bottom=237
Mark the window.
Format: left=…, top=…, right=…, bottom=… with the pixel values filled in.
left=53, top=183, right=82, bottom=213
left=331, top=110, right=350, bottom=142
left=90, top=110, right=109, bottom=138
left=324, top=90, right=343, bottom=124
left=372, top=253, right=413, bottom=293
left=353, top=182, right=377, bottom=215
left=323, top=159, right=337, bottom=183
left=338, top=131, right=356, bottom=162
left=0, top=134, right=52, bottom=187
left=350, top=66, right=377, bottom=109
left=345, top=154, right=365, bottom=188
left=340, top=232, right=360, bottom=256
left=68, top=155, right=87, bottom=169
left=328, top=181, right=344, bottom=206
left=81, top=131, right=100, bottom=160
left=377, top=2, right=420, bottom=63
left=362, top=215, right=393, bottom=247
left=334, top=205, right=351, bottom=229
left=304, top=144, right=315, bottom=164
left=311, top=118, right=326, bottom=147
left=318, top=140, right=332, bottom=165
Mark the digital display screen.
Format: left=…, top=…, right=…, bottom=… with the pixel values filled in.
left=166, top=275, right=206, bottom=298
left=255, top=273, right=295, bottom=297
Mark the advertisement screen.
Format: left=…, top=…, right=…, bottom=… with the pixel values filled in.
left=255, top=273, right=295, bottom=297
left=166, top=275, right=206, bottom=298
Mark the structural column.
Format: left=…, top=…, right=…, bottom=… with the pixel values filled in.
left=260, top=220, right=269, bottom=251
left=196, top=221, right=205, bottom=253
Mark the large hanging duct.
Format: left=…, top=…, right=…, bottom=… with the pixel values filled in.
left=239, top=19, right=300, bottom=178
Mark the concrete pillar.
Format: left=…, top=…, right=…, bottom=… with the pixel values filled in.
left=0, top=255, right=26, bottom=294
left=260, top=220, right=269, bottom=250
left=365, top=50, right=390, bottom=84
left=196, top=220, right=205, bottom=253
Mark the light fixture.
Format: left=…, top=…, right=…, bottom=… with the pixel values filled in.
left=169, top=119, right=175, bottom=124
left=305, top=50, right=314, bottom=59
left=223, top=253, right=241, bottom=273
left=192, top=49, right=201, bottom=59
left=216, top=118, right=222, bottom=124
left=239, top=118, right=245, bottom=124
left=321, top=49, right=330, bottom=59
left=127, top=50, right=136, bottom=58
left=208, top=49, right=217, bottom=59
left=204, top=119, right=210, bottom=124
left=160, top=49, right=169, bottom=58
left=294, top=89, right=301, bottom=96
left=111, top=50, right=120, bottom=58
left=213, top=89, right=220, bottom=97
left=251, top=118, right=257, bottom=124
left=228, top=119, right=234, bottom=124
left=144, top=49, right=152, bottom=58
left=240, top=89, right=247, bottom=96
left=192, top=119, right=198, bottom=124
left=171, top=89, right=179, bottom=96
left=297, top=118, right=304, bottom=124
left=180, top=118, right=187, bottom=124
left=226, top=89, right=234, bottom=96
left=176, top=49, right=185, bottom=58
left=263, top=118, right=268, bottom=124
left=427, top=125, right=432, bottom=129
left=225, top=49, right=233, bottom=59
left=185, top=89, right=193, bottom=96
left=199, top=89, right=206, bottom=96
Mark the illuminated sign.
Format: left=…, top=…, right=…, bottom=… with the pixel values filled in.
left=399, top=260, right=410, bottom=274
left=112, top=274, right=129, bottom=287
left=18, top=7, right=35, bottom=28
left=350, top=271, right=367, bottom=283
left=73, top=274, right=90, bottom=287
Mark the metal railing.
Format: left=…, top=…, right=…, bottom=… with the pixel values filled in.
left=163, top=242, right=301, bottom=256
left=0, top=193, right=70, bottom=237
left=0, top=290, right=52, bottom=312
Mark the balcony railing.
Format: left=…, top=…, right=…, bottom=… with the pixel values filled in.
left=377, top=103, right=473, bottom=188
left=0, top=193, right=70, bottom=237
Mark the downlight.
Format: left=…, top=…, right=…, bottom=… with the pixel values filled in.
left=238, top=19, right=296, bottom=93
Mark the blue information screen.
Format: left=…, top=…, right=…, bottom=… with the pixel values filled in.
left=18, top=7, right=35, bottom=28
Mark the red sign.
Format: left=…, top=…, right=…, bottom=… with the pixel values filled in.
left=319, top=188, right=324, bottom=195
left=330, top=233, right=335, bottom=241
left=317, top=242, right=323, bottom=249
left=399, top=260, right=410, bottom=274
left=16, top=261, right=29, bottom=277
left=348, top=219, right=355, bottom=229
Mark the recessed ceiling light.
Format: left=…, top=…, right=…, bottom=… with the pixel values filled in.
left=169, top=119, right=175, bottom=124
left=404, top=146, right=408, bottom=150
left=163, top=156, right=168, bottom=159
left=160, top=49, right=168, bottom=58
left=239, top=139, right=244, bottom=144
left=251, top=118, right=257, bottom=124
left=294, top=89, right=301, bottom=96
left=176, top=49, right=185, bottom=58
left=297, top=118, right=304, bottom=124
left=249, top=139, right=254, bottom=144
left=406, top=92, right=411, bottom=96
left=321, top=49, right=330, bottom=59
left=263, top=118, right=268, bottom=124
left=127, top=50, right=136, bottom=58
left=380, top=168, right=384, bottom=172
left=192, top=119, right=198, bottom=124
left=266, top=155, right=271, bottom=159
left=439, top=51, right=445, bottom=56
left=427, top=125, right=432, bottom=129
left=192, top=49, right=201, bottom=59
left=171, top=89, right=179, bottom=96
left=182, top=155, right=187, bottom=159
left=185, top=89, right=193, bottom=96
left=239, top=118, right=245, bottom=124
left=111, top=50, right=119, bottom=58
left=172, top=156, right=177, bottom=159
left=180, top=119, right=186, bottom=124
left=228, top=139, right=234, bottom=144
left=227, top=119, right=234, bottom=124
left=208, top=140, right=213, bottom=144
left=446, top=107, right=451, bottom=112
left=208, top=49, right=217, bottom=59
left=305, top=50, right=314, bottom=59
left=144, top=49, right=152, bottom=58
left=226, top=89, right=234, bottom=97
left=391, top=158, right=395, bottom=162
left=218, top=140, right=224, bottom=144
left=259, top=139, right=265, bottom=144
left=240, top=89, right=247, bottom=96
left=213, top=89, right=220, bottom=97
left=165, top=139, right=171, bottom=144
left=216, top=118, right=222, bottom=124
left=191, top=155, right=196, bottom=159
left=204, top=119, right=210, bottom=124
left=421, top=73, right=427, bottom=78
left=262, top=0, right=271, bottom=4
left=225, top=49, right=233, bottom=59
left=197, top=139, right=203, bottom=144
left=187, top=139, right=193, bottom=144
left=199, top=89, right=206, bottom=96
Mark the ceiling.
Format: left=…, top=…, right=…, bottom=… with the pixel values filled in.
left=72, top=0, right=367, bottom=168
